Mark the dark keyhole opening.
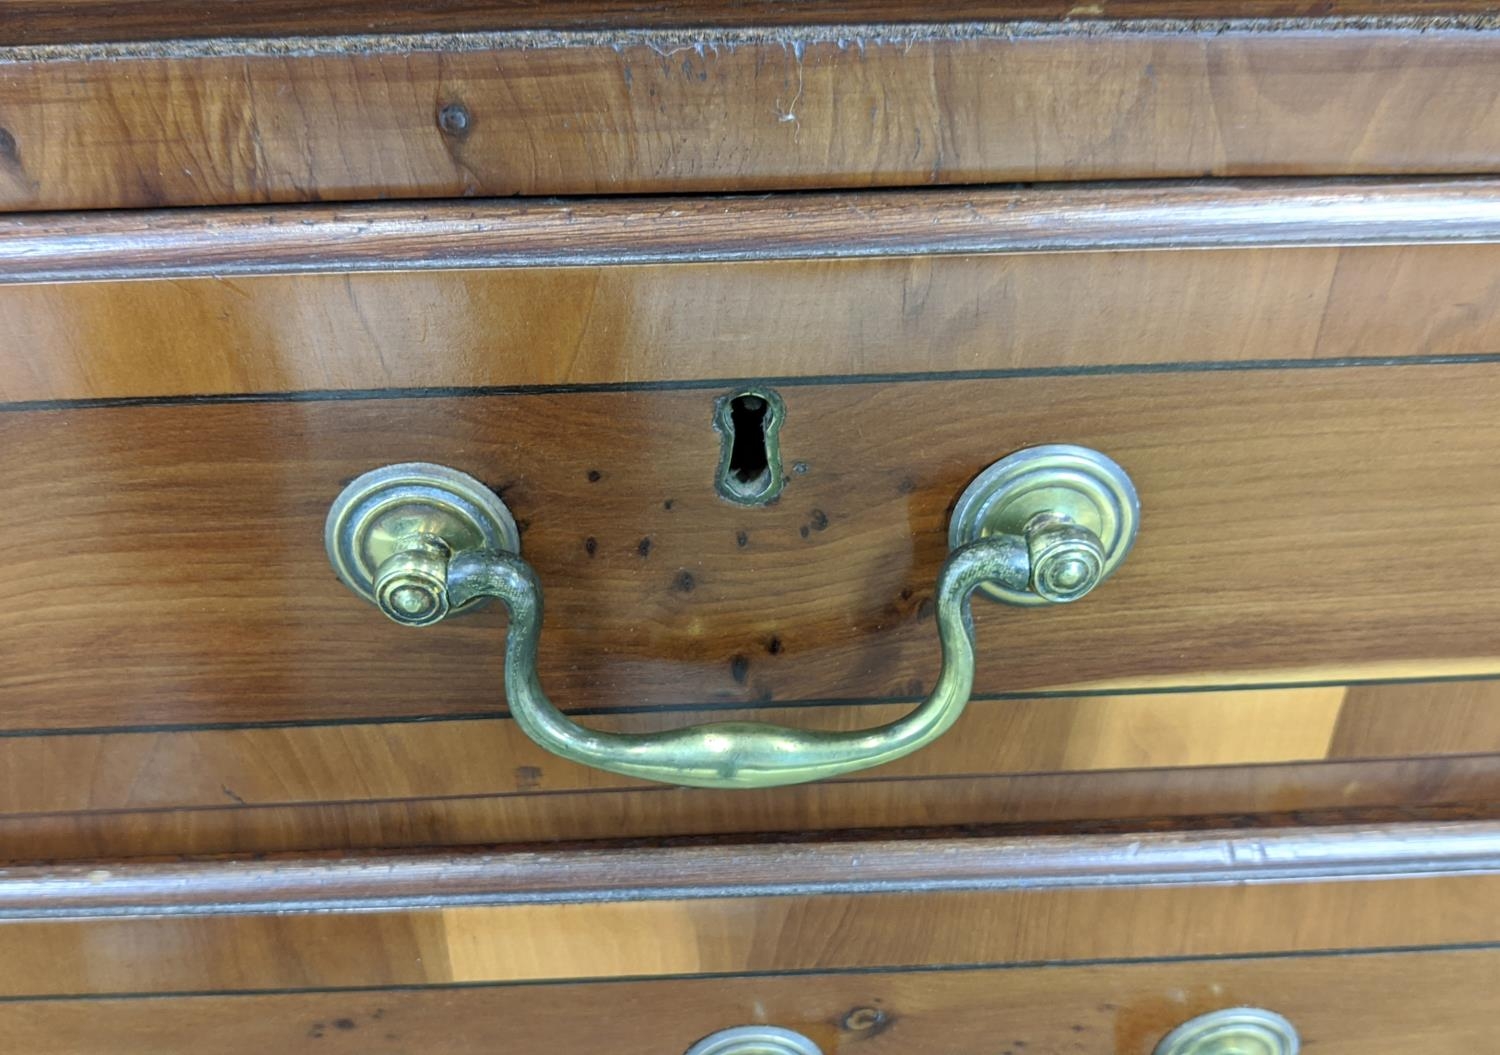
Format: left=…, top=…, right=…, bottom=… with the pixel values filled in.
left=728, top=395, right=770, bottom=488
left=716, top=388, right=785, bottom=505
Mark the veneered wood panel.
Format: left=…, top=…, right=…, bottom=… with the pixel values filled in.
left=1331, top=681, right=1500, bottom=757
left=5, top=25, right=1500, bottom=209
left=2, top=947, right=1493, bottom=1055
left=3, top=367, right=1499, bottom=731
left=9, top=238, right=1500, bottom=403
left=0, top=871, right=1497, bottom=994
left=5, top=756, right=1494, bottom=860
left=0, top=688, right=1351, bottom=814
left=0, top=247, right=1337, bottom=402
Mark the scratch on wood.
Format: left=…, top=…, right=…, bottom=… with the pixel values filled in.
left=775, top=39, right=804, bottom=128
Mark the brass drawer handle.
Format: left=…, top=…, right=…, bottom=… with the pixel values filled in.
left=326, top=446, right=1138, bottom=789
left=685, top=1027, right=823, bottom=1055
left=1154, top=1008, right=1300, bottom=1055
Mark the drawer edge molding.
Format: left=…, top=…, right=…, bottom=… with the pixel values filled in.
left=3, top=820, right=1497, bottom=920
left=7, top=179, right=1500, bottom=286
left=9, top=12, right=1500, bottom=49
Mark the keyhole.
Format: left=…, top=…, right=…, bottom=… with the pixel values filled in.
left=715, top=388, right=785, bottom=506
left=728, top=396, right=770, bottom=485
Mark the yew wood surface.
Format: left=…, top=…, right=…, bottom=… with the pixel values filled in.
left=6, top=753, right=1496, bottom=861
left=0, top=947, right=1492, bottom=1054
left=0, top=683, right=1495, bottom=856
left=0, top=869, right=1495, bottom=994
left=4, top=5, right=1499, bottom=1019
left=2, top=368, right=1498, bottom=732
left=0, top=826, right=1494, bottom=1050
left=0, top=687, right=1376, bottom=813
left=5, top=24, right=1500, bottom=209
left=8, top=237, right=1500, bottom=403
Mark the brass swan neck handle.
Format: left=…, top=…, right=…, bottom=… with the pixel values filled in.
left=410, top=535, right=1021, bottom=789
left=326, top=447, right=1138, bottom=790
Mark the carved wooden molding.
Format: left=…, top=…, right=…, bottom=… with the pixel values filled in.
left=7, top=179, right=1500, bottom=284
left=4, top=820, right=1497, bottom=918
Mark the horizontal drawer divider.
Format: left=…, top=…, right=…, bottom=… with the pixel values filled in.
left=9, top=179, right=1500, bottom=285
left=2, top=820, right=1499, bottom=919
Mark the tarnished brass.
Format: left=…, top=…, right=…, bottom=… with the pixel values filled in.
left=949, top=444, right=1140, bottom=605
left=684, top=1027, right=823, bottom=1055
left=326, top=449, right=1137, bottom=789
left=713, top=387, right=786, bottom=507
left=1153, top=1009, right=1300, bottom=1055
left=324, top=462, right=521, bottom=626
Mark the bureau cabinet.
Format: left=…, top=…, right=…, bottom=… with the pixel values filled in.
left=0, top=5, right=1497, bottom=1052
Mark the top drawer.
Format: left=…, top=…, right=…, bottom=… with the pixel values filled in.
left=4, top=17, right=1500, bottom=210
left=4, top=181, right=1500, bottom=715
left=0, top=177, right=1498, bottom=858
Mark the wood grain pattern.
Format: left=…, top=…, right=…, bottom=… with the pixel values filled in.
left=6, top=756, right=1494, bottom=861
left=3, top=368, right=1499, bottom=731
left=9, top=238, right=1500, bottom=403
left=6, top=9, right=1498, bottom=1015
left=0, top=688, right=1356, bottom=815
left=4, top=680, right=1491, bottom=850
left=1332, top=681, right=1500, bottom=757
left=4, top=821, right=1494, bottom=917
left=10, top=180, right=1500, bottom=285
left=0, top=869, right=1496, bottom=994
left=6, top=24, right=1500, bottom=209
left=1, top=947, right=1493, bottom=1055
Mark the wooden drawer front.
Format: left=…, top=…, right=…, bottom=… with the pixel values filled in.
left=8, top=949, right=1495, bottom=1055
left=0, top=825, right=1495, bottom=1051
left=1, top=365, right=1498, bottom=855
left=4, top=180, right=1500, bottom=850
left=5, top=368, right=1499, bottom=727
left=5, top=21, right=1500, bottom=210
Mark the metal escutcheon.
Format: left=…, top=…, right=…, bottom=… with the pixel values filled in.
left=1153, top=1008, right=1301, bottom=1055
left=949, top=443, right=1140, bottom=605
left=684, top=1027, right=824, bottom=1055
left=324, top=462, right=521, bottom=627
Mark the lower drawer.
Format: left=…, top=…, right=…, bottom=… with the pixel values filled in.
left=1, top=822, right=1496, bottom=1053
left=10, top=948, right=1494, bottom=1055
